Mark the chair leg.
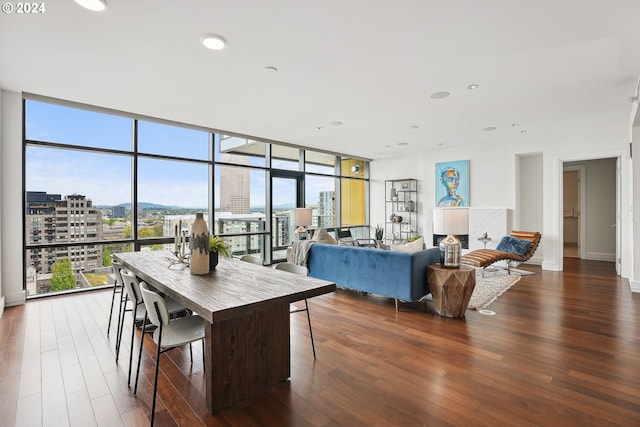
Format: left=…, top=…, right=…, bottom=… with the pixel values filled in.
left=304, top=299, right=316, bottom=359
left=106, top=283, right=120, bottom=336
left=149, top=327, right=163, bottom=427
left=115, top=294, right=129, bottom=362
left=127, top=304, right=138, bottom=386
left=189, top=343, right=193, bottom=365
left=134, top=315, right=147, bottom=395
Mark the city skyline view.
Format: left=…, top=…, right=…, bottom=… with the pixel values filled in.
left=26, top=100, right=332, bottom=208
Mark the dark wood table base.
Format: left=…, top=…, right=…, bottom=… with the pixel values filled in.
left=206, top=303, right=290, bottom=413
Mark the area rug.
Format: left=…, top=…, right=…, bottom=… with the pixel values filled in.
left=424, top=269, right=521, bottom=310
left=466, top=270, right=521, bottom=310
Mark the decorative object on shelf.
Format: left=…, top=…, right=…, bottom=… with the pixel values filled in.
left=393, top=215, right=403, bottom=223
left=405, top=200, right=415, bottom=212
left=209, top=235, right=230, bottom=270
left=390, top=187, right=399, bottom=202
left=374, top=224, right=384, bottom=241
left=291, top=207, right=313, bottom=241
left=435, top=160, right=469, bottom=207
left=433, top=207, right=469, bottom=268
left=189, top=213, right=210, bottom=275
left=406, top=234, right=422, bottom=243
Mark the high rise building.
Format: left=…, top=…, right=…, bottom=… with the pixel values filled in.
left=318, top=191, right=335, bottom=227
left=112, top=205, right=126, bottom=218
left=219, top=153, right=251, bottom=214
left=26, top=192, right=103, bottom=294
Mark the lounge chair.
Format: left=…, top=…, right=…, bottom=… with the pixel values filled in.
left=461, top=231, right=541, bottom=275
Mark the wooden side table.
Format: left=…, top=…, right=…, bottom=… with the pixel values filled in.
left=427, top=264, right=476, bottom=317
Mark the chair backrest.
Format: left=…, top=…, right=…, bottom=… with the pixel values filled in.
left=510, top=230, right=542, bottom=260
left=120, top=269, right=142, bottom=304
left=111, top=258, right=125, bottom=287
left=139, top=282, right=170, bottom=327
left=273, top=262, right=308, bottom=276
left=239, top=255, right=263, bottom=265
left=336, top=228, right=351, bottom=239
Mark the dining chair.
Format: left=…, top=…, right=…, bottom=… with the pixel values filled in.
left=135, top=282, right=205, bottom=427
left=272, top=262, right=316, bottom=359
left=118, top=269, right=187, bottom=386
left=239, top=254, right=263, bottom=265
left=108, top=258, right=127, bottom=346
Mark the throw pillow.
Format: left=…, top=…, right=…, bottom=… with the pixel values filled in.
left=390, top=236, right=425, bottom=252
left=496, top=236, right=531, bottom=257
left=311, top=228, right=337, bottom=244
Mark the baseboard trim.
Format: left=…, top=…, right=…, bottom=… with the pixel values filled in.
left=0, top=296, right=4, bottom=318
left=630, top=280, right=640, bottom=293
left=5, top=290, right=26, bottom=307
left=585, top=252, right=616, bottom=262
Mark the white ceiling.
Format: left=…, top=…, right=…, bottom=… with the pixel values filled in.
left=1, top=0, right=639, bottom=160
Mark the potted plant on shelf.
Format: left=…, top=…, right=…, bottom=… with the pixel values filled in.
left=209, top=235, right=230, bottom=270
left=374, top=224, right=384, bottom=247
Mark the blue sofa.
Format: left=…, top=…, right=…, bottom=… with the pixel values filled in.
left=306, top=243, right=441, bottom=302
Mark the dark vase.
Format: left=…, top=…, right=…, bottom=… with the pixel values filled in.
left=209, top=251, right=219, bottom=270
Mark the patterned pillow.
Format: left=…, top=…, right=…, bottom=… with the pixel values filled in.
left=311, top=228, right=337, bottom=244
left=496, top=236, right=531, bottom=257
left=390, top=237, right=425, bottom=252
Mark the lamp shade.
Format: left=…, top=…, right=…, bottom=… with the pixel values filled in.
left=432, top=208, right=469, bottom=235
left=291, top=208, right=312, bottom=226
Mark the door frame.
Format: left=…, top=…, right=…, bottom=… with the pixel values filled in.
left=270, top=170, right=305, bottom=262
left=563, top=165, right=586, bottom=259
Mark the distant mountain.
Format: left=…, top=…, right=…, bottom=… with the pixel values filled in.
left=96, top=202, right=205, bottom=210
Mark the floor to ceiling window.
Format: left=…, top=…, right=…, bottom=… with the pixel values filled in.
left=23, top=97, right=369, bottom=297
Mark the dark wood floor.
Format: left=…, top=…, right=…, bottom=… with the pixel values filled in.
left=1, top=258, right=639, bottom=427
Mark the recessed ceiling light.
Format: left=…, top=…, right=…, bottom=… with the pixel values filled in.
left=202, top=35, right=226, bottom=50
left=74, top=0, right=106, bottom=11
left=264, top=66, right=278, bottom=73
left=398, top=142, right=409, bottom=146
left=483, top=126, right=497, bottom=131
left=316, top=126, right=324, bottom=130
left=512, top=123, right=519, bottom=127
left=411, top=125, right=420, bottom=129
left=430, top=91, right=450, bottom=99
left=438, top=143, right=445, bottom=147
left=329, top=121, right=343, bottom=127
left=467, top=84, right=479, bottom=90
left=520, top=130, right=527, bottom=134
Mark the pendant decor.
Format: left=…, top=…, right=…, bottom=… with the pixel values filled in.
left=189, top=213, right=210, bottom=275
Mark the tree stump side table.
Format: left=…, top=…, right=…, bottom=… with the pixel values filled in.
left=427, top=264, right=476, bottom=317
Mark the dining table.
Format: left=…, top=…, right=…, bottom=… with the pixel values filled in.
left=113, top=250, right=336, bottom=413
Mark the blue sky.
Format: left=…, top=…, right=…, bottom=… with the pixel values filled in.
left=25, top=100, right=334, bottom=208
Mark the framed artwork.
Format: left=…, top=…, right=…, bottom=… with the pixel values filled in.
left=435, top=160, right=469, bottom=206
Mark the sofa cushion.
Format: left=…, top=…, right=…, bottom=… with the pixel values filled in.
left=312, top=228, right=337, bottom=244
left=496, top=236, right=531, bottom=257
left=390, top=236, right=424, bottom=252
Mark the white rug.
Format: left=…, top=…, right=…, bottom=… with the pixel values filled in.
left=467, top=270, right=521, bottom=310
left=424, top=269, right=521, bottom=310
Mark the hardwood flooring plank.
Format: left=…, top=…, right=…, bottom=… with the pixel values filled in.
left=41, top=350, right=69, bottom=427
left=78, top=353, right=110, bottom=400
left=0, top=373, right=20, bottom=427
left=91, top=393, right=124, bottom=427
left=14, top=393, right=42, bottom=427
left=67, top=389, right=97, bottom=427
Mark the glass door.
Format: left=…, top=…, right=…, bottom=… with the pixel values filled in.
left=271, top=172, right=304, bottom=262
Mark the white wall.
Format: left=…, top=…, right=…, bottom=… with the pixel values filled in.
left=1, top=90, right=25, bottom=307
left=371, top=123, right=633, bottom=283
left=517, top=153, right=544, bottom=264
left=632, top=124, right=640, bottom=292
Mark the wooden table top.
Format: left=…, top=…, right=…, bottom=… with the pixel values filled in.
left=114, top=251, right=336, bottom=323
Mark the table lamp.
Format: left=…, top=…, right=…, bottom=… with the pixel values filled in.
left=291, top=208, right=313, bottom=241
left=432, top=207, right=469, bottom=268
